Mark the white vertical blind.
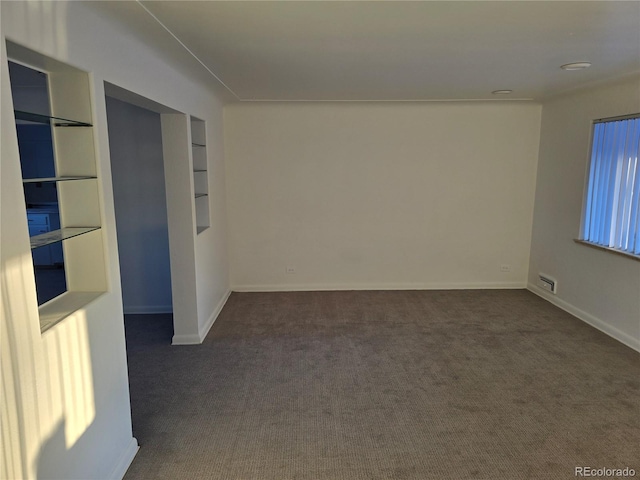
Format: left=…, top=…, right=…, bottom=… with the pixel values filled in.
left=583, top=116, right=640, bottom=256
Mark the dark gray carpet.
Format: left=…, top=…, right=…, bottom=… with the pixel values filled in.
left=123, top=290, right=639, bottom=479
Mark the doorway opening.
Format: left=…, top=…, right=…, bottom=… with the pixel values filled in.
left=106, top=96, right=172, bottom=315
left=105, top=90, right=175, bottom=343
left=105, top=82, right=203, bottom=346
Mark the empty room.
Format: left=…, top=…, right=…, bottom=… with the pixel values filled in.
left=1, top=1, right=638, bottom=479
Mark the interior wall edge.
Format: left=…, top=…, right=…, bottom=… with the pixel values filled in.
left=108, top=437, right=139, bottom=480
left=527, top=283, right=640, bottom=353
left=197, top=288, right=232, bottom=343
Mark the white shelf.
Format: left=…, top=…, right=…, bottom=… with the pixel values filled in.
left=191, top=116, right=210, bottom=234
left=11, top=57, right=106, bottom=331
left=30, top=226, right=100, bottom=249
left=14, top=109, right=92, bottom=127
left=23, top=176, right=96, bottom=183
left=40, top=291, right=105, bottom=332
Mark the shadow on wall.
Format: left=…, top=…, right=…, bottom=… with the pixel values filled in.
left=2, top=246, right=96, bottom=478
left=1, top=255, right=38, bottom=479
left=35, top=418, right=79, bottom=479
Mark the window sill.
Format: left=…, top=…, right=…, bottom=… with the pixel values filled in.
left=40, top=290, right=106, bottom=333
left=574, top=239, right=640, bottom=262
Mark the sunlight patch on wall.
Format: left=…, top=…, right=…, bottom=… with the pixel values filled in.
left=41, top=310, right=96, bottom=449
left=2, top=252, right=96, bottom=477
left=1, top=254, right=43, bottom=480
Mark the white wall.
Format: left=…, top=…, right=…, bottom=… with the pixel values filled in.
left=193, top=104, right=231, bottom=340
left=225, top=102, right=541, bottom=290
left=106, top=97, right=172, bottom=314
left=528, top=76, right=640, bottom=351
left=1, top=1, right=230, bottom=479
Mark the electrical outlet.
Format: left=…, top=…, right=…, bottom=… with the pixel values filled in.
left=500, top=264, right=512, bottom=273
left=285, top=266, right=296, bottom=274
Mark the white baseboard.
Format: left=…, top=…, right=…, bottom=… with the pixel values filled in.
left=123, top=305, right=172, bottom=315
left=171, top=333, right=201, bottom=345
left=172, top=289, right=231, bottom=345
left=527, top=283, right=640, bottom=352
left=197, top=289, right=232, bottom=342
left=109, top=437, right=139, bottom=480
left=232, top=281, right=526, bottom=292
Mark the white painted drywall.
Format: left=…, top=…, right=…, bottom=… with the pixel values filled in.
left=192, top=105, right=232, bottom=340
left=528, top=76, right=640, bottom=350
left=225, top=102, right=541, bottom=290
left=106, top=97, right=173, bottom=314
left=1, top=1, right=230, bottom=479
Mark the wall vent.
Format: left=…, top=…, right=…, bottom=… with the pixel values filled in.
left=538, top=274, right=557, bottom=294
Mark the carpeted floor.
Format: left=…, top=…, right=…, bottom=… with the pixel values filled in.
left=123, top=290, right=639, bottom=480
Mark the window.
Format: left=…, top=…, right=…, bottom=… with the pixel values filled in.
left=582, top=115, right=640, bottom=257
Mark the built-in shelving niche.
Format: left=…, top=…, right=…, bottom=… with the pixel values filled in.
left=8, top=48, right=106, bottom=333
left=191, top=116, right=210, bottom=234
